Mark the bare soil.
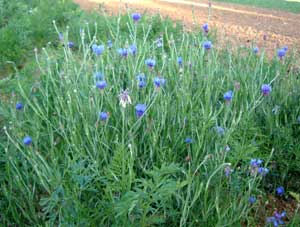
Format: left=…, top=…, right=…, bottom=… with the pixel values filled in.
left=74, top=0, right=300, bottom=57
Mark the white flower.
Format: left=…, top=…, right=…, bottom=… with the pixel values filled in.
left=119, top=90, right=132, bottom=108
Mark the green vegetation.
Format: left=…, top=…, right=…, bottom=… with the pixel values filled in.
left=0, top=0, right=300, bottom=226
left=214, top=0, right=300, bottom=13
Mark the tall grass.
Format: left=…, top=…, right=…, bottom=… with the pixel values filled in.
left=0, top=9, right=300, bottom=226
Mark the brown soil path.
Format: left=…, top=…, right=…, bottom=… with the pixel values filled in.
left=74, top=0, right=300, bottom=56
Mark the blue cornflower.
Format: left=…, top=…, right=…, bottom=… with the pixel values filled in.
left=99, top=112, right=108, bottom=121
left=23, top=136, right=32, bottom=146
left=68, top=41, right=74, bottom=48
left=250, top=159, right=263, bottom=168
left=202, top=41, right=212, bottom=50
left=261, top=84, right=272, bottom=96
left=249, top=196, right=256, bottom=204
left=185, top=138, right=193, bottom=144
left=96, top=80, right=107, bottom=90
left=129, top=44, right=137, bottom=55
left=136, top=73, right=146, bottom=81
left=202, top=23, right=209, bottom=33
left=107, top=40, right=113, bottom=48
left=276, top=186, right=285, bottom=196
left=145, top=58, right=156, bottom=68
left=267, top=211, right=286, bottom=227
left=250, top=159, right=268, bottom=176
left=253, top=47, right=259, bottom=54
left=94, top=72, right=104, bottom=81
left=277, top=48, right=286, bottom=59
left=136, top=73, right=147, bottom=88
left=223, top=90, right=233, bottom=102
left=177, top=57, right=183, bottom=66
left=16, top=102, right=24, bottom=110
left=135, top=104, right=146, bottom=118
left=92, top=44, right=105, bottom=56
left=132, top=12, right=141, bottom=22
left=117, top=48, right=128, bottom=57
left=215, top=126, right=225, bottom=136
left=258, top=167, right=269, bottom=176
left=153, top=77, right=166, bottom=88
left=224, top=166, right=233, bottom=177
left=138, top=80, right=146, bottom=88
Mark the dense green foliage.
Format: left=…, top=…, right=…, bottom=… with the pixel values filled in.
left=0, top=0, right=300, bottom=226
left=0, top=0, right=182, bottom=76
left=214, top=0, right=300, bottom=13
left=0, top=0, right=79, bottom=72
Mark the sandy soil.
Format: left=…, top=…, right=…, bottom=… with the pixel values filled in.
left=73, top=0, right=300, bottom=56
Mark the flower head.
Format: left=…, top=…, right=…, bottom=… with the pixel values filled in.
left=267, top=211, right=286, bottom=227
left=68, top=41, right=74, bottom=48
left=202, top=41, right=212, bottom=50
left=224, top=166, right=233, bottom=177
left=145, top=58, right=156, bottom=68
left=119, top=90, right=132, bottom=108
left=258, top=167, right=269, bottom=176
left=138, top=80, right=146, bottom=88
left=136, top=73, right=147, bottom=88
left=16, top=102, right=24, bottom=110
left=129, top=44, right=137, bottom=55
left=261, top=84, right=272, bottom=96
left=92, top=44, right=105, bottom=56
left=177, top=57, right=183, bottom=66
left=153, top=77, right=166, bottom=88
left=135, top=104, right=146, bottom=118
left=202, top=23, right=209, bottom=33
left=99, top=112, right=108, bottom=121
left=249, top=196, right=256, bottom=204
left=277, top=48, right=286, bottom=59
left=253, top=47, right=259, bottom=54
left=96, top=80, right=107, bottom=90
left=185, top=137, right=193, bottom=144
left=250, top=159, right=263, bottom=168
left=250, top=159, right=268, bottom=176
left=223, top=90, right=233, bottom=102
left=132, top=12, right=141, bottom=22
left=118, top=48, right=128, bottom=57
left=23, top=136, right=32, bottom=146
left=276, top=186, right=284, bottom=196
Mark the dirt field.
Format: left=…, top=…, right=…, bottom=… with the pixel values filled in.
left=74, top=0, right=300, bottom=57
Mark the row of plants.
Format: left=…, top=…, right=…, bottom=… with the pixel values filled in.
left=0, top=1, right=299, bottom=226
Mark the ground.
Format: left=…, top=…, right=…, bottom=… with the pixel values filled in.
left=74, top=0, right=300, bottom=58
